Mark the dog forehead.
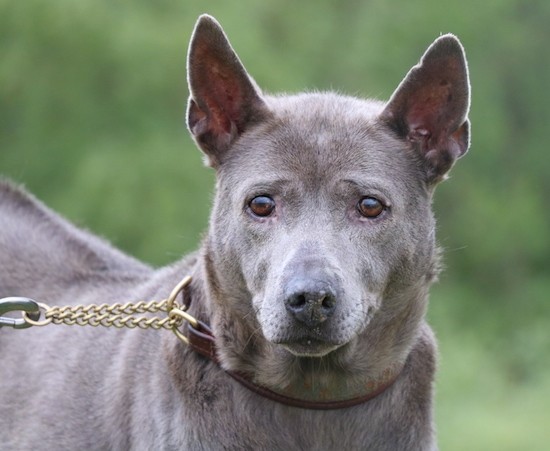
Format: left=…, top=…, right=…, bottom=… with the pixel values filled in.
left=222, top=93, right=420, bottom=187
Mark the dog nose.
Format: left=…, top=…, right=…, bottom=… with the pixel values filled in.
left=284, top=286, right=336, bottom=327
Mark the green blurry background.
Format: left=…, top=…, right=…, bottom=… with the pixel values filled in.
left=1, top=0, right=549, bottom=449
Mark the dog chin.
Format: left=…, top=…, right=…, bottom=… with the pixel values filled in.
left=280, top=340, right=342, bottom=358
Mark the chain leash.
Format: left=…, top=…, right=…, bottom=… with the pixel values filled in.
left=0, top=276, right=197, bottom=345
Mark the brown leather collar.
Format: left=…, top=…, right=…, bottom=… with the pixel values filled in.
left=184, top=320, right=401, bottom=410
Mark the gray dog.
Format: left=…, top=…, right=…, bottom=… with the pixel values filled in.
left=0, top=14, right=470, bottom=450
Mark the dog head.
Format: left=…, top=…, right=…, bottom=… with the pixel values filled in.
left=186, top=16, right=469, bottom=365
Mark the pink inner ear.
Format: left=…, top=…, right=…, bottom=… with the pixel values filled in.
left=406, top=82, right=455, bottom=137
left=194, top=56, right=249, bottom=135
left=408, top=127, right=431, bottom=144
left=207, top=100, right=233, bottom=135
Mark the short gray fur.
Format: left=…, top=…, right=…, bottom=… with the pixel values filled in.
left=0, top=15, right=470, bottom=450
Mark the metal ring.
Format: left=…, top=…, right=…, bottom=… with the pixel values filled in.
left=22, top=302, right=53, bottom=326
left=172, top=326, right=190, bottom=345
left=166, top=276, right=192, bottom=311
left=169, top=308, right=199, bottom=329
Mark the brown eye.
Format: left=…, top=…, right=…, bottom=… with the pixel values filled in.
left=249, top=196, right=276, bottom=217
left=357, top=197, right=385, bottom=218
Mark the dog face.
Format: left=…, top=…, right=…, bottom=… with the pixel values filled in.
left=187, top=16, right=470, bottom=359
left=209, top=95, right=438, bottom=358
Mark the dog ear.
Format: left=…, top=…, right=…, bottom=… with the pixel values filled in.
left=380, top=34, right=470, bottom=184
left=186, top=15, right=270, bottom=168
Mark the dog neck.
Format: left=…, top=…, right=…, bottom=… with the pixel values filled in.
left=180, top=272, right=404, bottom=410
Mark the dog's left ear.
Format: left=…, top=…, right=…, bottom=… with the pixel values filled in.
left=380, top=34, right=470, bottom=184
left=186, top=15, right=270, bottom=168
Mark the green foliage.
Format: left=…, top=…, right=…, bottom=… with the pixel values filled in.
left=1, top=0, right=549, bottom=447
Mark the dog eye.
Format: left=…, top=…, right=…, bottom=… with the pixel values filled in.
left=249, top=196, right=276, bottom=217
left=357, top=197, right=385, bottom=218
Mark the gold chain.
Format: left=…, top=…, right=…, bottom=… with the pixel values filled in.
left=30, top=299, right=176, bottom=329
left=21, top=276, right=198, bottom=344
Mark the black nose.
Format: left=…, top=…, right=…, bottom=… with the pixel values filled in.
left=285, top=286, right=336, bottom=327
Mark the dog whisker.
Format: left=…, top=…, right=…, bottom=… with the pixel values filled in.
left=242, top=324, right=263, bottom=351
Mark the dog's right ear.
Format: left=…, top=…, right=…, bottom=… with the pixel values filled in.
left=186, top=15, right=270, bottom=168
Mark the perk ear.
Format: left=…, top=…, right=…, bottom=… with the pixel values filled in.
left=380, top=34, right=471, bottom=184
left=186, top=15, right=270, bottom=168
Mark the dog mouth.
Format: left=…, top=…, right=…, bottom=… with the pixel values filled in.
left=279, top=337, right=342, bottom=358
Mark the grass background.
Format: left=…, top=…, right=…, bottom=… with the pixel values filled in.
left=1, top=1, right=549, bottom=448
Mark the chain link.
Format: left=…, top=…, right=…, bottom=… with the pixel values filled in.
left=36, top=299, right=177, bottom=329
